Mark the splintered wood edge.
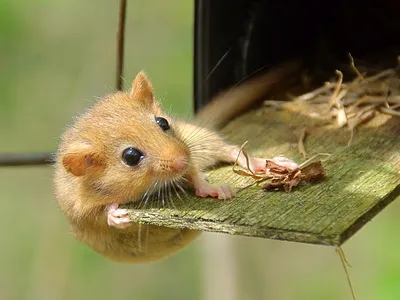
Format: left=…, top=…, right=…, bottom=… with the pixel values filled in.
left=127, top=208, right=337, bottom=246
left=338, top=185, right=400, bottom=245
left=126, top=187, right=400, bottom=247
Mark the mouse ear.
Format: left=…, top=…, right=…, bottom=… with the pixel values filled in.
left=130, top=71, right=154, bottom=106
left=61, top=142, right=104, bottom=176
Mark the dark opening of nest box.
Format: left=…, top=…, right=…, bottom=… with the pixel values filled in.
left=193, top=0, right=400, bottom=113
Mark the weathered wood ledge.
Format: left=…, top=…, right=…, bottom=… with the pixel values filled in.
left=125, top=107, right=400, bottom=246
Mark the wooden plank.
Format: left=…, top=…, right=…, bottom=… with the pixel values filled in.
left=125, top=107, right=400, bottom=246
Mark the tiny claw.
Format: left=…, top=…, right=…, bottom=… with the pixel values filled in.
left=270, top=156, right=298, bottom=170
left=248, top=157, right=268, bottom=173
left=247, top=156, right=299, bottom=174
left=195, top=182, right=236, bottom=200
left=106, top=203, right=132, bottom=229
left=229, top=147, right=298, bottom=174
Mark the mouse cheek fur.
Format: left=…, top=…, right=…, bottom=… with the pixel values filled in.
left=97, top=164, right=155, bottom=204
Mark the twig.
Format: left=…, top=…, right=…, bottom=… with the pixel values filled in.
left=116, top=0, right=127, bottom=91
left=346, top=96, right=400, bottom=110
left=348, top=53, right=365, bottom=81
left=347, top=109, right=376, bottom=146
left=390, top=103, right=400, bottom=110
left=361, top=69, right=395, bottom=85
left=297, top=128, right=308, bottom=158
left=328, top=70, right=343, bottom=108
left=380, top=106, right=400, bottom=116
left=348, top=128, right=355, bottom=147
left=336, top=247, right=357, bottom=300
left=297, top=153, right=331, bottom=169
left=232, top=141, right=258, bottom=178
left=263, top=100, right=287, bottom=107
left=0, top=153, right=54, bottom=166
left=335, top=90, right=348, bottom=128
left=294, top=83, right=333, bottom=101
left=337, top=107, right=348, bottom=128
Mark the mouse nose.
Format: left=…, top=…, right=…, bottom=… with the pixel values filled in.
left=155, top=146, right=189, bottom=177
left=169, top=156, right=188, bottom=174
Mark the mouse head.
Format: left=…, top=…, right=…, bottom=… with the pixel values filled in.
left=59, top=72, right=190, bottom=205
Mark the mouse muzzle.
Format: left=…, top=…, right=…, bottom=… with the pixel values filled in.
left=153, top=145, right=190, bottom=179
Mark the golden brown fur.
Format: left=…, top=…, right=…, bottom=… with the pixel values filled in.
left=54, top=62, right=300, bottom=263
left=55, top=74, right=201, bottom=263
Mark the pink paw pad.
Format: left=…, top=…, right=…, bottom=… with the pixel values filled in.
left=248, top=157, right=268, bottom=173
left=247, top=156, right=299, bottom=174
left=195, top=183, right=236, bottom=200
left=269, top=156, right=298, bottom=170
left=106, top=203, right=132, bottom=229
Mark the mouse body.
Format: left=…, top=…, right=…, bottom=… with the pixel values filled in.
left=54, top=61, right=300, bottom=263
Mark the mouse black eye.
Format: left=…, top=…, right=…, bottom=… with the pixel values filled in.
left=155, top=117, right=170, bottom=131
left=122, top=147, right=144, bottom=166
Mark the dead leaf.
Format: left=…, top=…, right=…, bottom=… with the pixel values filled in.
left=265, top=159, right=292, bottom=174
left=300, top=161, right=325, bottom=182
left=262, top=160, right=325, bottom=192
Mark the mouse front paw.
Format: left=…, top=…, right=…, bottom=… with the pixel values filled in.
left=268, top=156, right=299, bottom=171
left=230, top=148, right=298, bottom=174
left=248, top=156, right=299, bottom=174
left=195, top=182, right=236, bottom=200
left=247, top=157, right=269, bottom=173
left=106, top=203, right=132, bottom=229
left=189, top=170, right=236, bottom=200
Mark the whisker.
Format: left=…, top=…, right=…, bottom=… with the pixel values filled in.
left=145, top=223, right=150, bottom=256
left=182, top=129, right=220, bottom=145
left=143, top=180, right=159, bottom=209
left=157, top=180, right=162, bottom=208
left=137, top=179, right=159, bottom=253
left=178, top=122, right=211, bottom=144
left=179, top=176, right=189, bottom=183
left=205, top=48, right=231, bottom=81
left=171, top=179, right=182, bottom=202
left=175, top=181, right=189, bottom=198
left=167, top=181, right=174, bottom=209
left=138, top=222, right=142, bottom=253
left=163, top=181, right=167, bottom=207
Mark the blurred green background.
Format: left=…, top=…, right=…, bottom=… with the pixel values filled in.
left=1, top=1, right=399, bottom=299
